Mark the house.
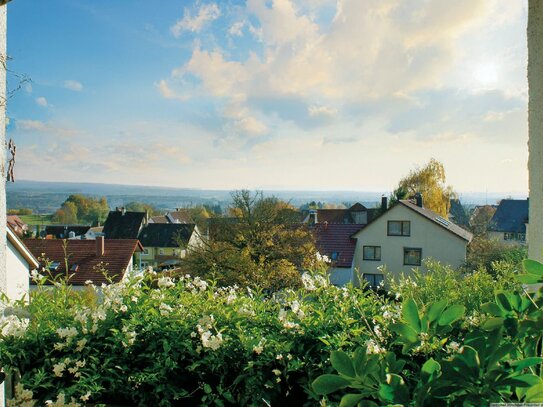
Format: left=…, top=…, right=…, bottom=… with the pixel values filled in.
left=24, top=236, right=143, bottom=287
left=44, top=225, right=91, bottom=239
left=102, top=208, right=147, bottom=239
left=138, top=223, right=202, bottom=270
left=5, top=226, right=39, bottom=300
left=303, top=200, right=386, bottom=225
left=7, top=215, right=28, bottom=237
left=448, top=199, right=469, bottom=227
left=488, top=199, right=529, bottom=245
left=314, top=223, right=363, bottom=286
left=352, top=198, right=473, bottom=286
left=149, top=215, right=169, bottom=224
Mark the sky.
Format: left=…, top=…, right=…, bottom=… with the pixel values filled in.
left=5, top=0, right=529, bottom=194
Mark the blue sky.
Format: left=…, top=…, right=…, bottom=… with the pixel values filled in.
left=6, top=0, right=529, bottom=193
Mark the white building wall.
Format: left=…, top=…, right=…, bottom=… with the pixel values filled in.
left=5, top=239, right=29, bottom=301
left=529, top=1, right=543, bottom=262
left=353, top=205, right=468, bottom=282
left=328, top=266, right=355, bottom=286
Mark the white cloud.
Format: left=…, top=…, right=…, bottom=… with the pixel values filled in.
left=170, top=3, right=221, bottom=37
left=155, top=79, right=188, bottom=101
left=64, top=80, right=83, bottom=91
left=229, top=21, right=244, bottom=37
left=16, top=119, right=80, bottom=138
left=35, top=97, right=48, bottom=107
left=308, top=105, right=337, bottom=117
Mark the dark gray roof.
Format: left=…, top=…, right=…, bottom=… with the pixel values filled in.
left=399, top=200, right=473, bottom=242
left=103, top=211, right=146, bottom=239
left=448, top=199, right=469, bottom=227
left=489, top=199, right=529, bottom=233
left=138, top=223, right=195, bottom=247
left=45, top=225, right=91, bottom=239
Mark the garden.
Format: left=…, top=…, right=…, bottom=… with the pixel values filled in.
left=1, top=256, right=543, bottom=406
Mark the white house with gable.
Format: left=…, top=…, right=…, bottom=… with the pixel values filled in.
left=352, top=199, right=473, bottom=285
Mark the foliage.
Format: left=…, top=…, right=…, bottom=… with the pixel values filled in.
left=314, top=262, right=543, bottom=405
left=7, top=208, right=33, bottom=216
left=387, top=259, right=521, bottom=315
left=124, top=202, right=160, bottom=216
left=0, top=270, right=385, bottom=406
left=52, top=195, right=109, bottom=226
left=465, top=237, right=527, bottom=275
left=184, top=190, right=317, bottom=289
left=468, top=205, right=497, bottom=237
left=389, top=158, right=456, bottom=217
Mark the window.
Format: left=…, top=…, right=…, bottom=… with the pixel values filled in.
left=49, top=261, right=60, bottom=271
left=404, top=248, right=422, bottom=266
left=363, top=246, right=381, bottom=261
left=174, top=249, right=180, bottom=256
left=388, top=221, right=410, bottom=236
left=330, top=252, right=339, bottom=261
left=363, top=274, right=384, bottom=288
left=143, top=249, right=150, bottom=255
left=159, top=249, right=165, bottom=255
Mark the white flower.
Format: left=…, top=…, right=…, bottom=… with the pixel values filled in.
left=85, top=280, right=93, bottom=285
left=253, top=342, right=264, bottom=354
left=76, top=338, right=87, bottom=352
left=447, top=341, right=461, bottom=354
left=119, top=304, right=128, bottom=313
left=301, top=273, right=316, bottom=291
left=159, top=303, right=173, bottom=315
left=80, top=391, right=91, bottom=402
left=53, top=362, right=66, bottom=377
left=1, top=315, right=29, bottom=337
left=366, top=339, right=386, bottom=355
left=157, top=276, right=175, bottom=289
left=201, top=331, right=223, bottom=350
left=272, top=369, right=281, bottom=376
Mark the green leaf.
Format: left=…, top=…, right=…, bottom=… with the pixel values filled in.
left=523, top=259, right=543, bottom=276
left=312, top=374, right=351, bottom=395
left=496, top=292, right=513, bottom=311
left=517, top=274, right=542, bottom=284
left=339, top=394, right=366, bottom=407
left=481, top=302, right=504, bottom=317
left=421, top=358, right=441, bottom=382
left=481, top=317, right=504, bottom=331
left=358, top=401, right=379, bottom=407
left=390, top=323, right=418, bottom=343
left=427, top=300, right=447, bottom=323
left=510, top=357, right=543, bottom=371
left=331, top=351, right=356, bottom=378
left=353, top=348, right=367, bottom=377
left=437, top=305, right=465, bottom=326
left=403, top=298, right=421, bottom=332
left=526, top=383, right=543, bottom=402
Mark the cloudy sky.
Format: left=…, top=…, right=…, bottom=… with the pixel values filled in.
left=6, top=0, right=528, bottom=193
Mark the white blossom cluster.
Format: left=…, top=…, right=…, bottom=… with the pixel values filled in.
left=52, top=357, right=86, bottom=378
left=0, top=314, right=29, bottom=338
left=301, top=272, right=327, bottom=291
left=157, top=276, right=175, bottom=289
left=196, top=315, right=224, bottom=350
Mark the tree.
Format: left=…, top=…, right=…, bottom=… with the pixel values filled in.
left=125, top=202, right=160, bottom=216
left=183, top=190, right=317, bottom=290
left=52, top=195, right=109, bottom=225
left=390, top=158, right=456, bottom=217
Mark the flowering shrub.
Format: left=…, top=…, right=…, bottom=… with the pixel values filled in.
left=313, top=259, right=543, bottom=405
left=0, top=270, right=387, bottom=406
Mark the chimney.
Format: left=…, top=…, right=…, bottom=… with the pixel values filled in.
left=415, top=193, right=423, bottom=208
left=96, top=236, right=105, bottom=257
left=381, top=196, right=388, bottom=212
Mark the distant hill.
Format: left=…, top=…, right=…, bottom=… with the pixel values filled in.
left=6, top=180, right=526, bottom=215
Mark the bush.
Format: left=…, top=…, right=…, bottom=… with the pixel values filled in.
left=0, top=270, right=386, bottom=406
left=387, top=259, right=521, bottom=315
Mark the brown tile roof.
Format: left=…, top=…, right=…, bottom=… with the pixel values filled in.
left=150, top=216, right=169, bottom=224
left=167, top=210, right=193, bottom=224
left=314, top=223, right=364, bottom=268
left=24, top=238, right=143, bottom=285
left=7, top=215, right=28, bottom=236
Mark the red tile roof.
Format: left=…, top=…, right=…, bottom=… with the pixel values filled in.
left=24, top=239, right=143, bottom=285
left=314, top=223, right=364, bottom=268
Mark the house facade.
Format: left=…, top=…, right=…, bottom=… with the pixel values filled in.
left=352, top=200, right=472, bottom=285
left=487, top=199, right=529, bottom=246
left=138, top=223, right=202, bottom=270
